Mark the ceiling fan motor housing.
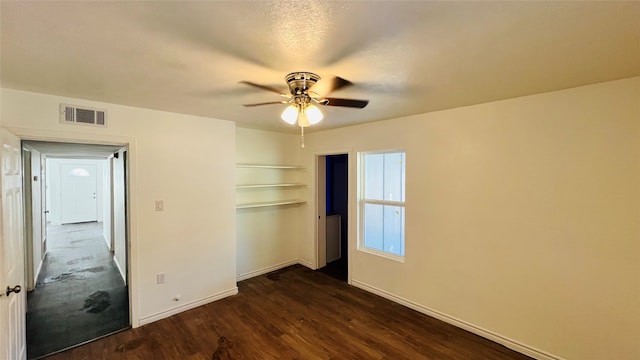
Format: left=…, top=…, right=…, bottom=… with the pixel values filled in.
left=240, top=72, right=367, bottom=109
left=286, top=72, right=320, bottom=96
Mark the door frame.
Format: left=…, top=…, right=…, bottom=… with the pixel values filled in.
left=21, top=146, right=48, bottom=292
left=22, top=148, right=35, bottom=291
left=314, top=148, right=352, bottom=284
left=5, top=126, right=140, bottom=329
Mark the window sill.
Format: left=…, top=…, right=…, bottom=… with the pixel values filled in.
left=357, top=246, right=405, bottom=263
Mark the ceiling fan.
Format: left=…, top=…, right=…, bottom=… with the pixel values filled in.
left=240, top=72, right=369, bottom=146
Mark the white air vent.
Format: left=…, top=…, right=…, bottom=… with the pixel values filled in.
left=60, top=104, right=107, bottom=127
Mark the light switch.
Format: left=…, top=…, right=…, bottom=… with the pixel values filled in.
left=155, top=200, right=164, bottom=211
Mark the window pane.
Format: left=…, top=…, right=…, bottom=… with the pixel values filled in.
left=364, top=203, right=383, bottom=251
left=364, top=152, right=405, bottom=201
left=364, top=153, right=383, bottom=200
left=363, top=203, right=405, bottom=256
left=68, top=168, right=90, bottom=177
left=360, top=150, right=406, bottom=259
left=383, top=205, right=404, bottom=256
left=383, top=152, right=405, bottom=202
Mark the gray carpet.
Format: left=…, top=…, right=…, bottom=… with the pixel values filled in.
left=26, top=222, right=129, bottom=359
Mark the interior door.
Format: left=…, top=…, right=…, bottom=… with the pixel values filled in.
left=0, top=128, right=27, bottom=360
left=60, top=163, right=97, bottom=224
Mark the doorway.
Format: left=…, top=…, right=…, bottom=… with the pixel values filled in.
left=21, top=141, right=129, bottom=359
left=59, top=162, right=98, bottom=224
left=317, top=154, right=349, bottom=282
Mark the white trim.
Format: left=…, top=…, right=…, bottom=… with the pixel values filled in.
left=236, top=260, right=299, bottom=281
left=356, top=246, right=405, bottom=263
left=237, top=260, right=316, bottom=281
left=312, top=147, right=353, bottom=283
left=296, top=258, right=315, bottom=270
left=5, top=126, right=141, bottom=328
left=358, top=150, right=407, bottom=260
left=34, top=257, right=44, bottom=285
left=363, top=199, right=405, bottom=207
left=139, top=287, right=238, bottom=326
left=103, top=233, right=111, bottom=251
left=351, top=279, right=564, bottom=360
left=112, top=255, right=126, bottom=285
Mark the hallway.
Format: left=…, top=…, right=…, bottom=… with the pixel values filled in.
left=26, top=222, right=129, bottom=359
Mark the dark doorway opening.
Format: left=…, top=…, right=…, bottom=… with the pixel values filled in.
left=318, top=154, right=348, bottom=282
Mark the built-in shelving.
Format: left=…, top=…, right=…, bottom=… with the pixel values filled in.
left=236, top=183, right=306, bottom=189
left=236, top=199, right=307, bottom=209
left=236, top=164, right=305, bottom=169
left=235, top=164, right=307, bottom=209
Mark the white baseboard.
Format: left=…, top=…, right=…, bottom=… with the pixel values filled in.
left=139, top=261, right=303, bottom=327
left=102, top=232, right=111, bottom=251
left=351, top=279, right=563, bottom=360
left=34, top=257, right=44, bottom=285
left=296, top=258, right=315, bottom=270
left=135, top=263, right=560, bottom=359
left=139, top=287, right=238, bottom=326
left=236, top=260, right=299, bottom=281
left=113, top=255, right=126, bottom=285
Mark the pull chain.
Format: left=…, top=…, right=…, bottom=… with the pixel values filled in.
left=300, top=126, right=305, bottom=148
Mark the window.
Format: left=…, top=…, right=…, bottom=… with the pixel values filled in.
left=359, top=150, right=406, bottom=258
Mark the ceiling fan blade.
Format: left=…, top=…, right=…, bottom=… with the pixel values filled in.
left=310, top=76, right=353, bottom=97
left=239, top=81, right=287, bottom=96
left=320, top=97, right=369, bottom=109
left=242, top=101, right=289, bottom=107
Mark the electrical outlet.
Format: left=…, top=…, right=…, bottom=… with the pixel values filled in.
left=157, top=273, right=165, bottom=284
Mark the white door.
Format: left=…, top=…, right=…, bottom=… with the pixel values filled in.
left=60, top=163, right=97, bottom=224
left=0, top=128, right=27, bottom=360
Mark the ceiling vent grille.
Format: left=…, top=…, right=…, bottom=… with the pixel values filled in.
left=60, top=104, right=107, bottom=127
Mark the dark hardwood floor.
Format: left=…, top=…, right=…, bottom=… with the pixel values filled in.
left=45, top=265, right=532, bottom=360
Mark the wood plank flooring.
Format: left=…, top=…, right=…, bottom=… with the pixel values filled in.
left=44, top=265, right=532, bottom=360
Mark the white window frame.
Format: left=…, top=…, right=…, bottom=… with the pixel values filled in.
left=358, top=149, right=406, bottom=262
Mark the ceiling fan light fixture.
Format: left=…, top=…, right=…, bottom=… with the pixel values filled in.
left=297, top=109, right=311, bottom=127
left=241, top=71, right=367, bottom=147
left=305, top=104, right=323, bottom=125
left=280, top=104, right=298, bottom=125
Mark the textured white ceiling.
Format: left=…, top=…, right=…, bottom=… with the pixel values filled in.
left=2, top=1, right=639, bottom=133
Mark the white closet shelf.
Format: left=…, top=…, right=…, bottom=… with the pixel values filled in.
left=236, top=164, right=305, bottom=169
left=236, top=183, right=306, bottom=189
left=236, top=164, right=306, bottom=208
left=236, top=199, right=307, bottom=209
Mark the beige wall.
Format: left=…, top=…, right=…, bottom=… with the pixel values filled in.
left=301, top=77, right=640, bottom=360
left=3, top=76, right=638, bottom=358
left=235, top=127, right=308, bottom=279
left=1, top=88, right=238, bottom=326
